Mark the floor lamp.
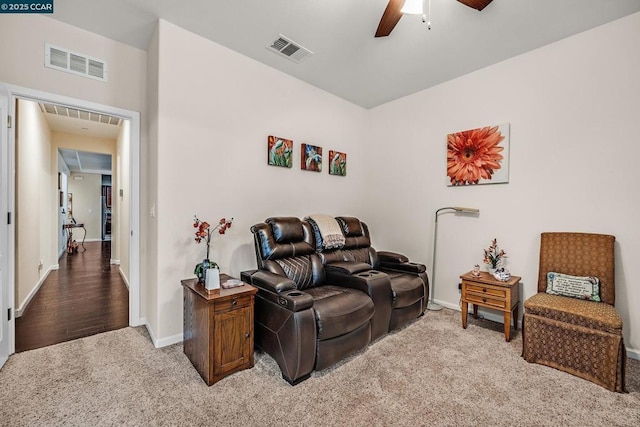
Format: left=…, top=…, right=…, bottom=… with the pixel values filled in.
left=428, top=206, right=480, bottom=311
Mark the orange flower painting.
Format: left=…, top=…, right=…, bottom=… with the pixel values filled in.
left=446, top=123, right=510, bottom=186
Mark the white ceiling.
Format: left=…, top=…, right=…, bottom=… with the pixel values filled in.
left=48, top=0, right=640, bottom=108
left=59, top=147, right=112, bottom=174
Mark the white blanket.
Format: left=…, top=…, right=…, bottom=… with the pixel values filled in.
left=308, top=214, right=346, bottom=249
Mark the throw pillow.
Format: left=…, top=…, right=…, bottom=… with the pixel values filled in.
left=546, top=272, right=601, bottom=302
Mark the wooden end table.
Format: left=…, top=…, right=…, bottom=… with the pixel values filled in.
left=182, top=275, right=258, bottom=385
left=460, top=271, right=521, bottom=342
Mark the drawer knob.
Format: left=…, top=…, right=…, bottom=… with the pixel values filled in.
left=232, top=300, right=237, bottom=306
left=482, top=288, right=487, bottom=293
left=245, top=333, right=250, bottom=339
left=482, top=298, right=487, bottom=303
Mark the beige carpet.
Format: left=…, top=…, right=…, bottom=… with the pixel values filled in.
left=1, top=308, right=638, bottom=426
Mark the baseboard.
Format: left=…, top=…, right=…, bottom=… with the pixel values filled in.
left=130, top=316, right=145, bottom=328
left=118, top=267, right=130, bottom=290
left=436, top=298, right=639, bottom=361
left=144, top=321, right=183, bottom=349
left=627, top=347, right=640, bottom=361
left=434, top=298, right=523, bottom=329
left=110, top=259, right=120, bottom=265
left=15, top=265, right=53, bottom=317
left=84, top=238, right=102, bottom=242
left=51, top=264, right=59, bottom=270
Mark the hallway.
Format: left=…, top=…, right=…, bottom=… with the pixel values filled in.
left=15, top=241, right=129, bottom=352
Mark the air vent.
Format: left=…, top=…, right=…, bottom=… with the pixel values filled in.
left=45, top=43, right=108, bottom=82
left=266, top=35, right=313, bottom=63
left=38, top=102, right=121, bottom=126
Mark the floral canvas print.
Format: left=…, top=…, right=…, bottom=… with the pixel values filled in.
left=301, top=143, right=322, bottom=172
left=268, top=135, right=293, bottom=168
left=328, top=150, right=347, bottom=176
left=446, top=123, right=510, bottom=186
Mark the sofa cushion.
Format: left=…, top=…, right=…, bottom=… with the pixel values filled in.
left=336, top=217, right=364, bottom=237
left=305, top=285, right=374, bottom=341
left=267, top=217, right=305, bottom=243
left=524, top=292, right=622, bottom=333
left=252, top=221, right=315, bottom=261
left=546, top=272, right=601, bottom=302
left=275, top=256, right=315, bottom=290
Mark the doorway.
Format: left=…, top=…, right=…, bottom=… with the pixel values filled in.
left=14, top=99, right=127, bottom=351
left=0, top=83, right=141, bottom=360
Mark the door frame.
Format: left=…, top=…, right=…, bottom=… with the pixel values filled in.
left=0, top=82, right=143, bottom=355
left=0, top=88, right=9, bottom=368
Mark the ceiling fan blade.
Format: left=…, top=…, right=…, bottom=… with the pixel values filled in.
left=457, top=0, right=493, bottom=11
left=375, top=0, right=405, bottom=38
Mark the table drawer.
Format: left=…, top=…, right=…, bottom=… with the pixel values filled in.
left=464, top=282, right=506, bottom=299
left=466, top=292, right=507, bottom=310
left=215, top=295, right=251, bottom=313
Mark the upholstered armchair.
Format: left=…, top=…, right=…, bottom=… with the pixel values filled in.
left=308, top=215, right=428, bottom=333
left=522, top=232, right=626, bottom=392
left=243, top=217, right=378, bottom=385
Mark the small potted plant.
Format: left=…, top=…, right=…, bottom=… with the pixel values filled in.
left=193, top=215, right=233, bottom=289
left=483, top=238, right=506, bottom=274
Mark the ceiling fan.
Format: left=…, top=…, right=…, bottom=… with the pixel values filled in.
left=375, top=0, right=493, bottom=37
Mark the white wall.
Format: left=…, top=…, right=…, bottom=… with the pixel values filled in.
left=15, top=99, right=53, bottom=312
left=116, top=121, right=131, bottom=283
left=145, top=24, right=160, bottom=339
left=365, top=13, right=640, bottom=353
left=150, top=20, right=368, bottom=341
left=0, top=14, right=146, bottom=113
left=67, top=173, right=102, bottom=240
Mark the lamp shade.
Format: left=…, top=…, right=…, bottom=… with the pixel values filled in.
left=401, top=0, right=424, bottom=15
left=452, top=207, right=480, bottom=213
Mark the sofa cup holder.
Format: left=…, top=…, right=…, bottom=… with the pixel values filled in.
left=358, top=270, right=380, bottom=278
left=287, top=291, right=303, bottom=297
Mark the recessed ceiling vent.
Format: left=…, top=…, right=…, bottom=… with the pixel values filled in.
left=45, top=43, right=108, bottom=82
left=266, top=35, right=313, bottom=63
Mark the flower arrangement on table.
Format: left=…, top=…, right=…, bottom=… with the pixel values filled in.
left=193, top=215, right=233, bottom=282
left=483, top=238, right=507, bottom=271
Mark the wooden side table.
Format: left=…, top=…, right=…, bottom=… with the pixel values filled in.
left=460, top=271, right=521, bottom=342
left=182, top=275, right=258, bottom=385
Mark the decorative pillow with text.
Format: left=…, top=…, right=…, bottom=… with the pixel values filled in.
left=546, top=272, right=601, bottom=302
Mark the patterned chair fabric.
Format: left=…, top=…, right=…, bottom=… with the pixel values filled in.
left=522, top=232, right=626, bottom=392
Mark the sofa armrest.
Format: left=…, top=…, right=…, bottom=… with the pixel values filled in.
left=380, top=261, right=426, bottom=275
left=325, top=268, right=392, bottom=340
left=326, top=261, right=372, bottom=275
left=378, top=251, right=409, bottom=264
left=244, top=270, right=313, bottom=312
left=250, top=270, right=297, bottom=293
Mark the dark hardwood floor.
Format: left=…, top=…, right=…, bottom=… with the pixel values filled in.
left=15, top=241, right=129, bottom=352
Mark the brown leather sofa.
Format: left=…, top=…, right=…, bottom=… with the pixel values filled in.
left=242, top=216, right=428, bottom=384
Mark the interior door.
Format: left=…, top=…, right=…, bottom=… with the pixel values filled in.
left=0, top=89, right=10, bottom=368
